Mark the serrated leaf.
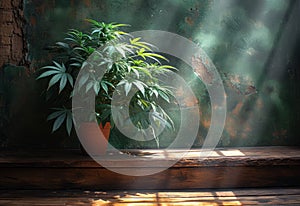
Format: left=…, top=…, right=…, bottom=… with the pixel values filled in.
left=130, top=38, right=153, bottom=51
left=130, top=37, right=141, bottom=44
left=53, top=61, right=66, bottom=72
left=52, top=113, right=66, bottom=132
left=47, top=74, right=62, bottom=90
left=101, top=81, right=108, bottom=94
left=59, top=75, right=67, bottom=93
left=137, top=48, right=146, bottom=59
left=66, top=74, right=74, bottom=87
left=47, top=110, right=65, bottom=120
left=37, top=70, right=59, bottom=79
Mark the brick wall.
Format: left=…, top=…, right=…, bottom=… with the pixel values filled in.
left=0, top=0, right=27, bottom=67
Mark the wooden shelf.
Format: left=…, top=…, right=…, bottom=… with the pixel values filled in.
left=0, top=146, right=299, bottom=190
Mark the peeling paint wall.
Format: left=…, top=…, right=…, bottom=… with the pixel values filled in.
left=1, top=0, right=300, bottom=148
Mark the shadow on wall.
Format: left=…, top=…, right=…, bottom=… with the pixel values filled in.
left=0, top=64, right=78, bottom=149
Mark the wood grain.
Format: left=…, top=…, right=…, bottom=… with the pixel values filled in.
left=0, top=146, right=299, bottom=190
left=0, top=188, right=300, bottom=205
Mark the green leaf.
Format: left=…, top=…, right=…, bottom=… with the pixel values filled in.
left=56, top=42, right=70, bottom=49
left=101, top=81, right=108, bottom=94
left=53, top=61, right=66, bottom=72
left=111, top=23, right=130, bottom=28
left=158, top=65, right=177, bottom=71
left=70, top=62, right=82, bottom=67
left=115, top=30, right=130, bottom=37
left=131, top=68, right=139, bottom=78
left=147, top=52, right=168, bottom=60
left=124, top=82, right=132, bottom=96
left=40, top=65, right=61, bottom=71
left=114, top=45, right=126, bottom=58
left=137, top=48, right=146, bottom=59
left=47, top=74, right=62, bottom=90
left=85, top=18, right=101, bottom=27
left=78, top=73, right=89, bottom=90
left=99, top=109, right=111, bottom=122
left=64, top=37, right=77, bottom=43
left=103, top=80, right=115, bottom=88
left=59, top=75, right=67, bottom=93
left=37, top=70, right=59, bottom=79
left=133, top=81, right=146, bottom=96
left=130, top=37, right=141, bottom=44
left=132, top=66, right=152, bottom=77
left=152, top=89, right=159, bottom=98
left=73, top=47, right=87, bottom=53
left=158, top=90, right=170, bottom=102
left=143, top=52, right=168, bottom=63
left=93, top=81, right=100, bottom=94
left=66, top=112, right=73, bottom=135
left=130, top=37, right=153, bottom=51
left=107, top=61, right=113, bottom=71
left=52, top=113, right=66, bottom=132
left=86, top=81, right=94, bottom=93
left=47, top=110, right=65, bottom=120
left=66, top=73, right=74, bottom=87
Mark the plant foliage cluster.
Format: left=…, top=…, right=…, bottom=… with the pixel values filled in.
left=37, top=19, right=176, bottom=147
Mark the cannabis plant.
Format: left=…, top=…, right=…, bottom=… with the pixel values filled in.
left=37, top=19, right=175, bottom=147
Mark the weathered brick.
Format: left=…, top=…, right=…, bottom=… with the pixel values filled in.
left=13, top=25, right=22, bottom=36
left=0, top=24, right=14, bottom=36
left=0, top=35, right=11, bottom=45
left=0, top=1, right=12, bottom=9
left=0, top=10, right=13, bottom=22
left=0, top=45, right=11, bottom=55
left=11, top=34, right=23, bottom=60
left=11, top=0, right=22, bottom=8
left=0, top=0, right=26, bottom=67
left=0, top=55, right=11, bottom=67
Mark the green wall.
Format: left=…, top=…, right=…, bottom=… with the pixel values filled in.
left=1, top=0, right=299, bottom=148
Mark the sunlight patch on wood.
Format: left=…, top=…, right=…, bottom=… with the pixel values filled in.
left=90, top=191, right=242, bottom=205
left=219, top=150, right=245, bottom=156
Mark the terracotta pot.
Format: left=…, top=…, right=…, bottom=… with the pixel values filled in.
left=79, top=122, right=111, bottom=155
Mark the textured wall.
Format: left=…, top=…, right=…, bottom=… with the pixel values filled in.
left=1, top=0, right=300, bottom=148
left=0, top=0, right=27, bottom=67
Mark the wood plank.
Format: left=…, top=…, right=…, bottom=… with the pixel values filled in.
left=0, top=146, right=299, bottom=168
left=0, top=188, right=300, bottom=205
left=0, top=147, right=299, bottom=189
left=1, top=166, right=299, bottom=190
